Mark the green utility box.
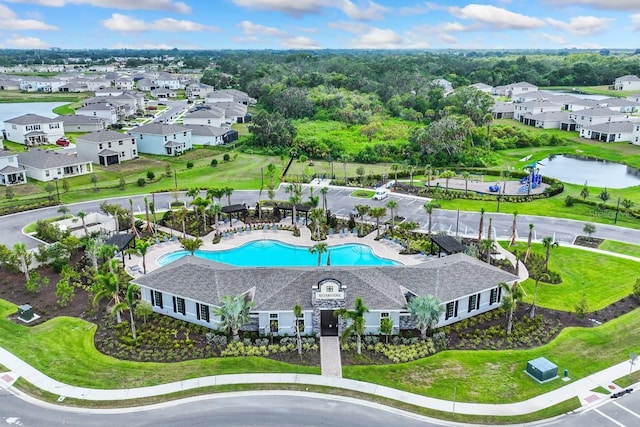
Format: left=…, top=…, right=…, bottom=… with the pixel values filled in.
left=526, top=357, right=558, bottom=383
left=18, top=304, right=33, bottom=321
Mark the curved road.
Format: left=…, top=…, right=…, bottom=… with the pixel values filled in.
left=3, top=185, right=640, bottom=250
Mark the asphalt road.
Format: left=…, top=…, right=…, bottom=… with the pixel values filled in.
left=3, top=185, right=640, bottom=250
left=553, top=388, right=640, bottom=427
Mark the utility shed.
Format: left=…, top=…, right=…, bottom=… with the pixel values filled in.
left=526, top=357, right=558, bottom=383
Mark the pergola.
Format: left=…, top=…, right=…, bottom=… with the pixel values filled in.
left=221, top=204, right=248, bottom=225
left=429, top=235, right=467, bottom=258
left=274, top=203, right=311, bottom=225
left=105, top=233, right=136, bottom=267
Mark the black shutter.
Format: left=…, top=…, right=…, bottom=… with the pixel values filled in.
left=172, top=296, right=177, bottom=313
left=454, top=300, right=458, bottom=317
left=196, top=303, right=200, bottom=320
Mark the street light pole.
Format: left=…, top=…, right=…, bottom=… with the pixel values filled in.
left=53, top=177, right=60, bottom=202
left=174, top=168, right=177, bottom=190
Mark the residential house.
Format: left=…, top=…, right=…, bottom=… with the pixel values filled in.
left=568, top=107, right=629, bottom=130
left=4, top=114, right=65, bottom=146
left=514, top=101, right=561, bottom=121
left=19, top=77, right=64, bottom=93
left=115, top=78, right=134, bottom=91
left=128, top=123, right=192, bottom=156
left=76, top=130, right=138, bottom=166
left=183, top=107, right=226, bottom=128
left=632, top=123, right=640, bottom=145
left=57, top=115, right=105, bottom=132
left=205, top=89, right=256, bottom=106
left=613, top=75, right=640, bottom=91
left=137, top=78, right=154, bottom=92
left=520, top=111, right=573, bottom=129
left=470, top=83, right=493, bottom=94
left=432, top=79, right=454, bottom=95
left=550, top=95, right=598, bottom=112
left=132, top=253, right=518, bottom=336
left=58, top=81, right=89, bottom=93
left=154, top=73, right=182, bottom=90
left=75, top=102, right=119, bottom=125
left=597, top=97, right=640, bottom=113
left=95, top=88, right=124, bottom=97
left=626, top=93, right=640, bottom=104
left=186, top=82, right=214, bottom=99
left=495, top=81, right=538, bottom=98
left=491, top=102, right=515, bottom=119
left=150, top=88, right=176, bottom=99
left=205, top=101, right=250, bottom=124
left=0, top=149, right=26, bottom=186
left=579, top=121, right=637, bottom=143
left=0, top=78, right=20, bottom=91
left=190, top=125, right=228, bottom=146
left=17, top=149, right=92, bottom=182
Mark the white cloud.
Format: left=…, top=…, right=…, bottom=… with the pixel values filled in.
left=339, top=0, right=389, bottom=21
left=232, top=0, right=326, bottom=17
left=231, top=36, right=263, bottom=44
left=398, top=2, right=440, bottom=16
left=549, top=0, right=640, bottom=10
left=547, top=16, right=613, bottom=35
left=101, top=13, right=218, bottom=32
left=112, top=42, right=176, bottom=49
left=238, top=20, right=288, bottom=37
left=5, top=0, right=191, bottom=13
left=540, top=32, right=569, bottom=44
left=281, top=36, right=322, bottom=49
left=5, top=34, right=50, bottom=48
left=449, top=4, right=546, bottom=29
left=0, top=4, right=58, bottom=30
left=351, top=27, right=403, bottom=48
left=328, top=21, right=372, bottom=34
left=632, top=14, right=640, bottom=30
left=438, top=34, right=458, bottom=44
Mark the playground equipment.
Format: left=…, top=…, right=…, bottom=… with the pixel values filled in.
left=520, top=162, right=543, bottom=193
left=488, top=184, right=500, bottom=193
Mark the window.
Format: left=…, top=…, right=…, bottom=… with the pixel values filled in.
left=152, top=290, right=163, bottom=308
left=296, top=314, right=304, bottom=332
left=133, top=149, right=137, bottom=156
left=120, top=151, right=125, bottom=158
left=108, top=142, right=112, bottom=148
left=490, top=287, right=502, bottom=305
left=326, top=285, right=334, bottom=292
left=269, top=313, right=279, bottom=333
left=196, top=303, right=210, bottom=322
left=172, top=296, right=185, bottom=315
left=380, top=312, right=389, bottom=319
left=99, top=144, right=103, bottom=150
left=132, top=140, right=135, bottom=145
left=468, top=294, right=480, bottom=312
left=119, top=140, right=123, bottom=145
left=445, top=301, right=458, bottom=320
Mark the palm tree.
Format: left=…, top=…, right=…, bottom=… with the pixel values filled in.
left=310, top=208, right=324, bottom=240
left=479, top=238, right=494, bottom=264
left=478, top=207, right=485, bottom=242
left=13, top=242, right=31, bottom=282
left=129, top=239, right=152, bottom=274
left=149, top=201, right=157, bottom=235
left=439, top=170, right=456, bottom=193
left=542, top=236, right=559, bottom=270
left=181, top=237, right=203, bottom=256
left=407, top=295, right=444, bottom=340
left=509, top=211, right=518, bottom=247
left=424, top=164, right=432, bottom=191
left=93, top=270, right=123, bottom=323
left=501, top=282, right=524, bottom=335
left=112, top=284, right=140, bottom=340
left=461, top=171, right=470, bottom=196
left=57, top=205, right=70, bottom=218
left=309, top=242, right=328, bottom=266
left=213, top=294, right=254, bottom=341
left=369, top=206, right=387, bottom=239
left=174, top=207, right=189, bottom=238
left=320, top=186, right=329, bottom=211
left=76, top=210, right=88, bottom=237
left=386, top=200, right=398, bottom=232
left=298, top=154, right=308, bottom=180
left=129, top=198, right=140, bottom=238
left=422, top=202, right=438, bottom=235
left=286, top=183, right=302, bottom=226
left=192, top=196, right=210, bottom=233
left=340, top=154, right=352, bottom=183
left=524, top=223, right=535, bottom=262
left=209, top=203, right=222, bottom=230
left=390, top=163, right=400, bottom=186
left=208, top=187, right=225, bottom=206
left=143, top=197, right=153, bottom=234
left=293, top=304, right=303, bottom=355
left=398, top=221, right=418, bottom=251
left=530, top=271, right=550, bottom=319
left=334, top=297, right=369, bottom=354
left=355, top=204, right=370, bottom=235
left=223, top=186, right=234, bottom=206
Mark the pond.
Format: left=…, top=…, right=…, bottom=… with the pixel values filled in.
left=538, top=154, right=640, bottom=188
left=0, top=102, right=65, bottom=129
left=158, top=240, right=401, bottom=267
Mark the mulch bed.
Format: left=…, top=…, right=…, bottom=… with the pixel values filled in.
left=574, top=235, right=605, bottom=249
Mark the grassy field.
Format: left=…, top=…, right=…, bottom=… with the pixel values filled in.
left=343, top=306, right=640, bottom=404
left=502, top=242, right=640, bottom=311
left=599, top=240, right=640, bottom=258
left=0, top=90, right=92, bottom=103
left=540, top=85, right=638, bottom=98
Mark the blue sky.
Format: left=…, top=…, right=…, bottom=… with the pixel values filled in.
left=1, top=0, right=640, bottom=50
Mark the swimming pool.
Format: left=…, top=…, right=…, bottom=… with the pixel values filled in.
left=157, top=240, right=400, bottom=267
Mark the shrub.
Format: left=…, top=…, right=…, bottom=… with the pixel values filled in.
left=137, top=178, right=146, bottom=187
left=633, top=278, right=640, bottom=300
left=146, top=171, right=155, bottom=181
left=223, top=153, right=231, bottom=162
left=574, top=293, right=589, bottom=319
left=564, top=195, right=574, bottom=207
left=210, top=159, right=218, bottom=167
left=186, top=161, right=194, bottom=169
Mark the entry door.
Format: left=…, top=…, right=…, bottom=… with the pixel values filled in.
left=320, top=310, right=338, bottom=336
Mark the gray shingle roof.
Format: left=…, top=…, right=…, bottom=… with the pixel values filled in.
left=4, top=114, right=60, bottom=125
left=18, top=149, right=92, bottom=169
left=77, top=129, right=132, bottom=143
left=129, top=123, right=191, bottom=135
left=98, top=149, right=119, bottom=156
left=0, top=165, right=24, bottom=174
left=132, top=253, right=518, bottom=311
left=190, top=125, right=228, bottom=137
left=0, top=149, right=16, bottom=158
left=578, top=107, right=625, bottom=117
left=582, top=120, right=637, bottom=133
left=185, top=109, right=224, bottom=119
left=522, top=111, right=571, bottom=121
left=57, top=115, right=103, bottom=125
left=164, top=140, right=185, bottom=148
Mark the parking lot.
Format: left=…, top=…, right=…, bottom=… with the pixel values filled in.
left=559, top=390, right=640, bottom=427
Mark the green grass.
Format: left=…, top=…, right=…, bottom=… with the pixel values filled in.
left=599, top=240, right=640, bottom=258
left=351, top=190, right=375, bottom=198
left=0, top=90, right=92, bottom=103
left=52, top=100, right=85, bottom=115
left=502, top=242, right=640, bottom=311
left=343, top=307, right=640, bottom=404
left=614, top=370, right=640, bottom=388
left=0, top=300, right=318, bottom=389
left=591, top=386, right=611, bottom=394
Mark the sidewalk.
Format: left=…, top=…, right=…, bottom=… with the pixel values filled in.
left=0, top=345, right=637, bottom=415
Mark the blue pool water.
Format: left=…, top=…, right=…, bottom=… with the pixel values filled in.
left=158, top=240, right=400, bottom=267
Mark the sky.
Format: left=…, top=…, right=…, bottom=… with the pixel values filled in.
left=1, top=0, right=640, bottom=51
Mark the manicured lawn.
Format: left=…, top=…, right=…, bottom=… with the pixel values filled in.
left=351, top=190, right=375, bottom=198
left=599, top=240, right=640, bottom=258
left=343, top=307, right=640, bottom=403
left=0, top=300, right=318, bottom=389
left=0, top=90, right=92, bottom=103
left=502, top=242, right=640, bottom=311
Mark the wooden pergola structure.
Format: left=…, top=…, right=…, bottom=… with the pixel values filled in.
left=429, top=235, right=467, bottom=258
left=221, top=204, right=249, bottom=225
left=105, top=233, right=136, bottom=267
left=274, top=203, right=311, bottom=225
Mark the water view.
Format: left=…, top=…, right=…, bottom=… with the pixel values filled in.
left=158, top=240, right=400, bottom=267
left=0, top=102, right=65, bottom=129
left=538, top=155, right=640, bottom=188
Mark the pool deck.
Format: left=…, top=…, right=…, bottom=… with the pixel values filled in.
left=126, top=222, right=429, bottom=277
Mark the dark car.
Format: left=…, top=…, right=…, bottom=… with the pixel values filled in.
left=56, top=138, right=70, bottom=147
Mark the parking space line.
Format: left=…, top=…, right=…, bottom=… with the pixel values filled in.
left=613, top=401, right=640, bottom=419
left=594, top=409, right=626, bottom=427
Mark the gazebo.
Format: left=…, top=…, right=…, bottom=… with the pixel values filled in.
left=105, top=233, right=136, bottom=267
left=221, top=203, right=248, bottom=225
left=430, top=235, right=467, bottom=257
left=273, top=203, right=311, bottom=225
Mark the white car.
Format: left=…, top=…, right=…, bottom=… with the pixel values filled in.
left=372, top=189, right=389, bottom=200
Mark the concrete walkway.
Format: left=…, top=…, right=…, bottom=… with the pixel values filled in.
left=0, top=345, right=638, bottom=416
left=320, top=337, right=342, bottom=378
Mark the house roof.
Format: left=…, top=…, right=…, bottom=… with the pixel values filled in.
left=510, top=81, right=538, bottom=88
left=0, top=149, right=17, bottom=158
left=129, top=123, right=191, bottom=135
left=164, top=140, right=185, bottom=148
left=57, top=115, right=104, bottom=126
left=17, top=149, right=92, bottom=169
left=470, top=83, right=492, bottom=90
left=77, top=103, right=115, bottom=111
left=132, top=253, right=518, bottom=311
left=518, top=100, right=560, bottom=108
left=522, top=110, right=571, bottom=121
left=77, top=129, right=132, bottom=143
left=492, top=102, right=514, bottom=113
left=185, top=109, right=224, bottom=119
left=582, top=120, right=637, bottom=134
left=429, top=235, right=467, bottom=254
left=598, top=97, right=640, bottom=107
left=190, top=125, right=228, bottom=137
left=105, top=233, right=136, bottom=252
left=0, top=165, right=24, bottom=174
left=98, top=149, right=120, bottom=156
left=4, top=114, right=60, bottom=125
left=616, top=75, right=640, bottom=81
left=577, top=107, right=625, bottom=117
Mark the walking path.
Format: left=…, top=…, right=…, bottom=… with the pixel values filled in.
left=0, top=346, right=637, bottom=416
left=320, top=337, right=342, bottom=378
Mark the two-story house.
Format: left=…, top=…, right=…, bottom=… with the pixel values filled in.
left=613, top=75, right=640, bottom=91
left=17, top=149, right=93, bottom=182
left=75, top=102, right=119, bottom=125
left=514, top=101, right=561, bottom=121
left=183, top=107, right=226, bottom=128
left=186, top=82, right=214, bottom=99
left=57, top=115, right=105, bottom=132
left=568, top=107, right=629, bottom=130
left=0, top=149, right=27, bottom=186
left=128, top=123, right=193, bottom=156
left=75, top=130, right=138, bottom=166
left=3, top=114, right=65, bottom=146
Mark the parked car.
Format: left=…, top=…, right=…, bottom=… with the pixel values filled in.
left=372, top=189, right=389, bottom=200
left=55, top=137, right=70, bottom=147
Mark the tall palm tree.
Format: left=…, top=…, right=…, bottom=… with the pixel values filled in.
left=524, top=223, right=535, bottom=262
left=479, top=238, right=494, bottom=264
left=369, top=206, right=387, bottom=239
left=181, top=237, right=203, bottom=256
left=334, top=297, right=369, bottom=354
left=340, top=154, right=352, bottom=183
left=93, top=270, right=122, bottom=323
left=293, top=304, right=303, bottom=355
left=390, top=163, right=400, bottom=185
left=530, top=270, right=550, bottom=319
left=149, top=201, right=157, bottom=235
left=213, top=294, right=254, bottom=341
left=386, top=200, right=398, bottom=232
left=175, top=207, right=189, bottom=238
left=310, top=208, right=324, bottom=240
left=501, top=282, right=523, bottom=335
left=128, top=239, right=152, bottom=274
left=286, top=183, right=302, bottom=226
left=355, top=204, right=370, bottom=235
left=13, top=242, right=31, bottom=282
left=143, top=197, right=153, bottom=234
left=192, top=196, right=210, bottom=233
left=422, top=202, right=438, bottom=235
left=439, top=170, right=456, bottom=193
left=424, top=164, right=432, bottom=191
left=129, top=198, right=140, bottom=238
left=298, top=154, right=308, bottom=180
left=407, top=295, right=444, bottom=340
left=542, top=236, right=559, bottom=270
left=207, top=187, right=225, bottom=206
left=209, top=203, right=222, bottom=230
left=478, top=207, right=485, bottom=242
left=112, top=284, right=140, bottom=340
left=509, top=211, right=518, bottom=247
left=398, top=221, right=418, bottom=251
left=461, top=171, right=470, bottom=196
left=223, top=187, right=234, bottom=206
left=76, top=210, right=88, bottom=237
left=309, top=242, right=328, bottom=266
left=320, top=186, right=329, bottom=211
